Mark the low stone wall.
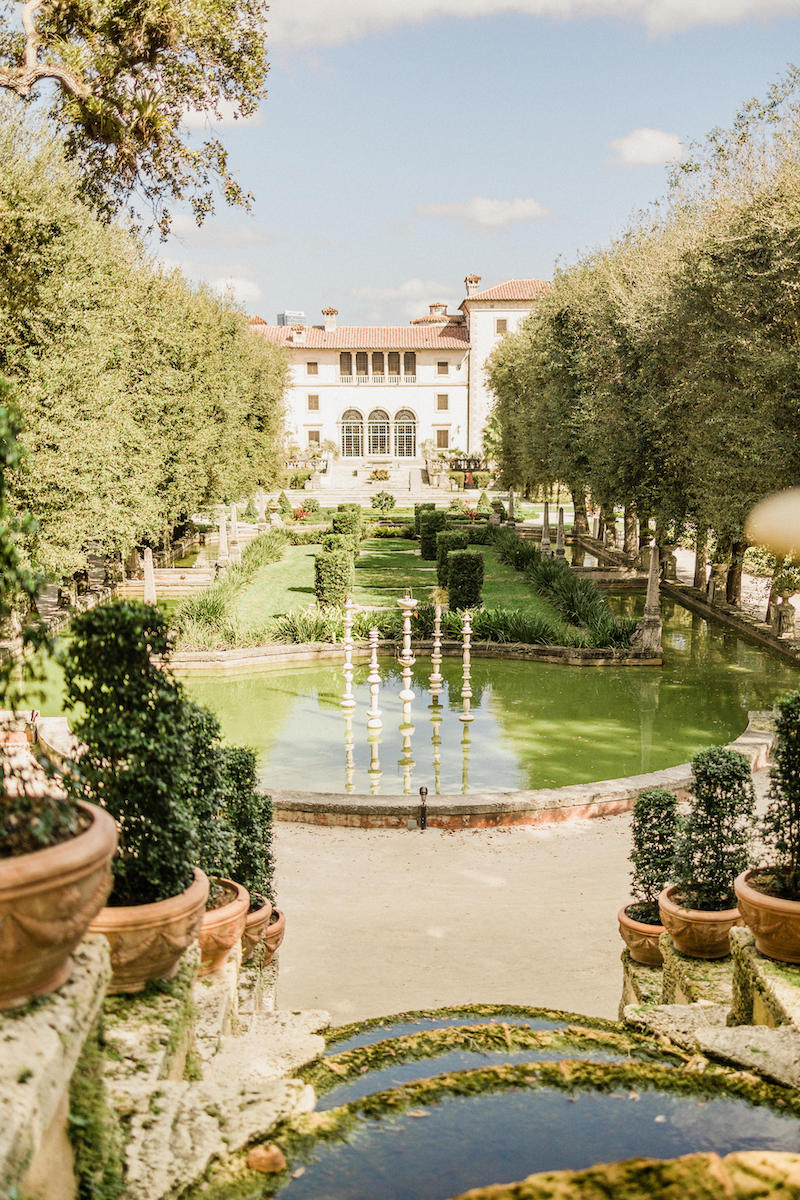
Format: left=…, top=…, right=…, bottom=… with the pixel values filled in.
left=272, top=713, right=775, bottom=830
left=171, top=636, right=661, bottom=673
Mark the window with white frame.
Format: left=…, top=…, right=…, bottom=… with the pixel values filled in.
left=307, top=361, right=318, bottom=375
left=307, top=394, right=319, bottom=411
left=367, top=409, right=390, bottom=455
left=341, top=409, right=363, bottom=457
left=394, top=409, right=416, bottom=457
left=436, top=393, right=449, bottom=411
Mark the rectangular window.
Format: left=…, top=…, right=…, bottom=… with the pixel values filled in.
left=372, top=351, right=385, bottom=376
left=496, top=318, right=508, bottom=334
left=308, top=430, right=320, bottom=445
left=388, top=352, right=400, bottom=376
left=356, top=351, right=369, bottom=377
left=339, top=352, right=352, bottom=375
left=437, top=361, right=449, bottom=375
left=436, top=394, right=449, bottom=411
left=403, top=351, right=416, bottom=377
left=307, top=394, right=319, bottom=411
left=436, top=429, right=450, bottom=449
left=307, top=361, right=318, bottom=375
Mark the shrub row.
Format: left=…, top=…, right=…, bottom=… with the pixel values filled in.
left=314, top=548, right=355, bottom=607
left=436, top=529, right=470, bottom=586
left=414, top=502, right=436, bottom=535
left=419, top=510, right=449, bottom=558
left=448, top=549, right=484, bottom=610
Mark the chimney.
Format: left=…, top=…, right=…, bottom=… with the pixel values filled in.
left=290, top=324, right=307, bottom=345
left=464, top=274, right=481, bottom=297
left=322, top=306, right=338, bottom=333
left=429, top=303, right=447, bottom=318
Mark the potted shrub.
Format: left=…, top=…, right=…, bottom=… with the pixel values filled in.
left=185, top=703, right=250, bottom=976
left=659, top=746, right=755, bottom=959
left=618, top=788, right=678, bottom=966
left=735, top=688, right=800, bottom=962
left=0, top=385, right=117, bottom=1010
left=65, top=602, right=209, bottom=993
left=219, top=746, right=283, bottom=962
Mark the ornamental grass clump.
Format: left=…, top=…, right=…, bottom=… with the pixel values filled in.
left=628, top=788, right=679, bottom=924
left=759, top=688, right=800, bottom=900
left=671, top=747, right=756, bottom=911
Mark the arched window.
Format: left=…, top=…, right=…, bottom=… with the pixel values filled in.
left=394, top=409, right=416, bottom=457
left=367, top=409, right=390, bottom=456
left=341, top=409, right=363, bottom=457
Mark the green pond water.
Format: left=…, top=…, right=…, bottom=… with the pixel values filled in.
left=273, top=1084, right=800, bottom=1200
left=27, top=594, right=800, bottom=794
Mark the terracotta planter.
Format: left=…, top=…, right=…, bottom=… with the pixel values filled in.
left=0, top=801, right=117, bottom=1010
left=242, top=894, right=273, bottom=962
left=735, top=870, right=800, bottom=964
left=198, top=878, right=250, bottom=976
left=263, top=907, right=286, bottom=964
left=91, top=867, right=209, bottom=994
left=658, top=885, right=742, bottom=960
left=617, top=905, right=665, bottom=966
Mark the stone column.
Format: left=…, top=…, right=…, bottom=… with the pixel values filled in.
left=555, top=507, right=565, bottom=557
left=630, top=543, right=662, bottom=655
left=541, top=501, right=552, bottom=557
left=623, top=506, right=638, bottom=557
left=217, top=512, right=229, bottom=570
left=507, top=488, right=515, bottom=526
left=143, top=548, right=157, bottom=606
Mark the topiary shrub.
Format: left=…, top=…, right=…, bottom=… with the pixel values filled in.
left=436, top=529, right=469, bottom=587
left=491, top=498, right=507, bottom=521
left=671, top=746, right=756, bottom=911
left=760, top=688, right=800, bottom=899
left=628, top=788, right=679, bottom=924
left=331, top=508, right=362, bottom=557
left=242, top=498, right=257, bottom=522
left=305, top=497, right=320, bottom=515
left=414, top=502, right=436, bottom=535
left=278, top=490, right=293, bottom=515
left=322, top=533, right=354, bottom=555
left=419, top=510, right=448, bottom=559
left=63, top=602, right=199, bottom=906
left=371, top=490, right=395, bottom=512
left=221, top=746, right=275, bottom=907
left=476, top=490, right=491, bottom=513
left=473, top=471, right=491, bottom=489
left=182, top=700, right=235, bottom=904
left=315, top=549, right=354, bottom=606
left=447, top=549, right=484, bottom=610
left=448, top=470, right=465, bottom=489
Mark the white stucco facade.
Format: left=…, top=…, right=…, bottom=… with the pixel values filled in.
left=251, top=276, right=548, bottom=461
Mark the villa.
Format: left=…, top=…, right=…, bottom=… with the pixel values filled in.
left=250, top=275, right=549, bottom=480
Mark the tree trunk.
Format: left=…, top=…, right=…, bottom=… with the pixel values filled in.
left=571, top=487, right=589, bottom=538
left=623, top=505, right=638, bottom=556
left=638, top=510, right=650, bottom=548
left=693, top=525, right=708, bottom=590
left=726, top=540, right=745, bottom=606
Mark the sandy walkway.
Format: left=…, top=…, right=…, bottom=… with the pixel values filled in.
left=274, top=768, right=773, bottom=1026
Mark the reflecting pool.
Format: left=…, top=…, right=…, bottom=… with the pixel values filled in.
left=179, top=595, right=799, bottom=794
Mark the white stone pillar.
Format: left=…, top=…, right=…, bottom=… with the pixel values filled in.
left=143, top=547, right=157, bottom=606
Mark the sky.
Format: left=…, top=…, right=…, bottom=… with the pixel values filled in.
left=159, top=0, right=800, bottom=326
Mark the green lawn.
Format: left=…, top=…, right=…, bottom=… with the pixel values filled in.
left=230, top=536, right=566, bottom=630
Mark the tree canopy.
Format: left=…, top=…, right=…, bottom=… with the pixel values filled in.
left=0, top=0, right=269, bottom=230
left=487, top=68, right=800, bottom=579
left=0, top=104, right=287, bottom=578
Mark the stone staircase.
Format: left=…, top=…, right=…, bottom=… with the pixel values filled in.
left=300, top=459, right=449, bottom=505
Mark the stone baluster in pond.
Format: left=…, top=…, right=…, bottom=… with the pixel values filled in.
left=556, top=507, right=565, bottom=557
left=459, top=610, right=474, bottom=724
left=541, top=501, right=552, bottom=556
left=397, top=593, right=417, bottom=704
left=366, top=626, right=382, bottom=729
left=461, top=722, right=472, bottom=794
left=217, top=511, right=229, bottom=569
left=429, top=603, right=443, bottom=695
left=367, top=731, right=382, bottom=795
left=399, top=702, right=415, bottom=795
left=429, top=692, right=443, bottom=795
left=341, top=596, right=356, bottom=710
left=344, top=713, right=355, bottom=794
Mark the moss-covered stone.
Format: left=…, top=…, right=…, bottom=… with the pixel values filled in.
left=660, top=935, right=734, bottom=1007
left=730, top=928, right=800, bottom=1030
left=619, top=950, right=663, bottom=1018
left=68, top=1019, right=124, bottom=1200
left=445, top=1150, right=800, bottom=1199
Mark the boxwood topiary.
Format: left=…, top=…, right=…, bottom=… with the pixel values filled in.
left=419, top=510, right=448, bottom=559
left=448, top=549, right=484, bottom=610
left=628, top=788, right=679, bottom=924
left=63, top=602, right=200, bottom=906
left=672, top=746, right=756, bottom=911
left=414, top=502, right=436, bottom=535
left=322, top=533, right=354, bottom=555
left=315, top=548, right=354, bottom=607
left=221, top=746, right=275, bottom=907
left=760, top=688, right=800, bottom=899
left=436, top=529, right=469, bottom=587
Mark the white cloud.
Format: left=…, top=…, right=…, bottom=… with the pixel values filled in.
left=351, top=277, right=456, bottom=321
left=418, top=196, right=550, bottom=229
left=209, top=276, right=264, bottom=304
left=181, top=99, right=263, bottom=130
left=166, top=214, right=273, bottom=247
left=268, top=0, right=800, bottom=47
left=609, top=127, right=685, bottom=166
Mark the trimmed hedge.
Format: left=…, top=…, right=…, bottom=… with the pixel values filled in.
left=331, top=508, right=362, bottom=557
left=419, top=510, right=449, bottom=559
left=322, top=533, right=355, bottom=555
left=448, top=470, right=465, bottom=489
left=448, top=520, right=494, bottom=545
left=448, top=549, right=484, bottom=610
left=436, top=529, right=469, bottom=586
left=414, top=502, right=436, bottom=535
left=473, top=471, right=491, bottom=489
left=314, top=549, right=354, bottom=607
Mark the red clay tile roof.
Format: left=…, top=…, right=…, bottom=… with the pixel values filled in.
left=248, top=315, right=267, bottom=325
left=252, top=324, right=470, bottom=350
left=465, top=279, right=550, bottom=302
